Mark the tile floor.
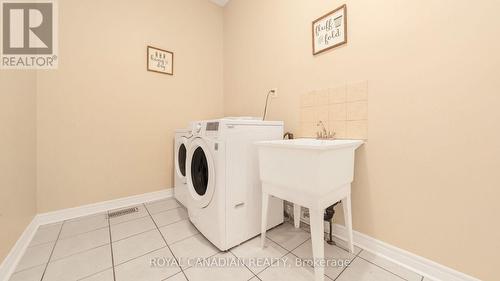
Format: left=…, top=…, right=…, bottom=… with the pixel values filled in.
left=9, top=198, right=426, bottom=281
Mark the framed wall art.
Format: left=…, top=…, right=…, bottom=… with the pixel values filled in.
left=147, top=45, right=174, bottom=75
left=312, top=4, right=347, bottom=55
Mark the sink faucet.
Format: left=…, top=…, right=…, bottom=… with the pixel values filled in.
left=316, top=121, right=336, bottom=139
left=317, top=121, right=327, bottom=137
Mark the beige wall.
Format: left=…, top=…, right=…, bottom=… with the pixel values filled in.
left=223, top=0, right=500, bottom=280
left=0, top=71, right=37, bottom=261
left=36, top=0, right=224, bottom=212
left=2, top=1, right=499, bottom=278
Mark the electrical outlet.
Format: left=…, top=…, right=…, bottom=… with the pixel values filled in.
left=269, top=88, right=278, bottom=98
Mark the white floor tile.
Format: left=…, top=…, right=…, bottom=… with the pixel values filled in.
left=79, top=268, right=114, bottom=281
left=111, top=216, right=156, bottom=242
left=29, top=223, right=62, bottom=247
left=170, top=234, right=219, bottom=269
left=230, top=236, right=288, bottom=274
left=159, top=220, right=198, bottom=244
left=43, top=244, right=112, bottom=281
left=15, top=242, right=54, bottom=272
left=359, top=250, right=422, bottom=281
left=267, top=223, right=311, bottom=251
left=8, top=264, right=45, bottom=281
left=51, top=228, right=110, bottom=261
left=152, top=207, right=188, bottom=227
left=300, top=223, right=362, bottom=254
left=145, top=198, right=180, bottom=215
left=112, top=229, right=166, bottom=265
left=60, top=213, right=108, bottom=238
left=109, top=205, right=149, bottom=225
left=115, top=247, right=181, bottom=281
left=292, top=238, right=355, bottom=280
left=11, top=207, right=430, bottom=281
left=336, top=257, right=406, bottom=281
left=38, top=222, right=63, bottom=230
left=257, top=253, right=322, bottom=281
left=183, top=252, right=254, bottom=281
left=68, top=212, right=107, bottom=222
left=165, top=272, right=188, bottom=281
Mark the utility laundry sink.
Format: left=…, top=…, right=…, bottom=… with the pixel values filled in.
left=256, top=138, right=363, bottom=198
left=257, top=138, right=363, bottom=281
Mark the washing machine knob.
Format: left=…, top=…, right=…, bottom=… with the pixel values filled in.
left=195, top=123, right=202, bottom=133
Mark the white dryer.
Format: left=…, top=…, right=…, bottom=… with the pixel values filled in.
left=185, top=118, right=284, bottom=251
left=174, top=128, right=191, bottom=207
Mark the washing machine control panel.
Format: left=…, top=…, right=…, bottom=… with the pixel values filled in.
left=191, top=121, right=220, bottom=137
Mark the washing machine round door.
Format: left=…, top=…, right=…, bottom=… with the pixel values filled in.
left=186, top=138, right=215, bottom=208
left=175, top=137, right=188, bottom=183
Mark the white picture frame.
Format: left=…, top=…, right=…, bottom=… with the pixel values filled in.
left=312, top=5, right=347, bottom=55
left=147, top=45, right=173, bottom=75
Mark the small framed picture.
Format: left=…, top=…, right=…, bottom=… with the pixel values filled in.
left=312, top=4, right=347, bottom=55
left=147, top=45, right=174, bottom=75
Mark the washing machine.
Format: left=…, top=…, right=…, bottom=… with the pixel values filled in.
left=185, top=118, right=284, bottom=251
left=174, top=128, right=191, bottom=207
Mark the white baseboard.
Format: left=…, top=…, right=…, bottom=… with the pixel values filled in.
left=330, top=223, right=480, bottom=281
left=0, top=218, right=39, bottom=281
left=36, top=188, right=173, bottom=225
left=0, top=188, right=173, bottom=281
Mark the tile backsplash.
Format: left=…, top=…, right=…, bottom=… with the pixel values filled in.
left=299, top=81, right=368, bottom=139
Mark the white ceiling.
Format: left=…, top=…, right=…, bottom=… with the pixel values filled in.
left=210, top=0, right=230, bottom=7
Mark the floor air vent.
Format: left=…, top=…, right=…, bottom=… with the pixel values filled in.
left=108, top=207, right=139, bottom=218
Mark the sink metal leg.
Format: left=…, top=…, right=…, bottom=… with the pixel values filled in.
left=261, top=192, right=270, bottom=248
left=342, top=193, right=354, bottom=253
left=310, top=208, right=325, bottom=281
left=293, top=203, right=301, bottom=228
left=324, top=204, right=337, bottom=245
left=327, top=219, right=336, bottom=245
